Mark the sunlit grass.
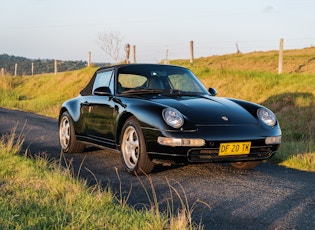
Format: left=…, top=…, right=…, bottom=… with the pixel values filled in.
left=281, top=152, right=315, bottom=172
left=175, top=47, right=315, bottom=74
left=0, top=67, right=96, bottom=118
left=273, top=139, right=315, bottom=172
left=0, top=130, right=199, bottom=229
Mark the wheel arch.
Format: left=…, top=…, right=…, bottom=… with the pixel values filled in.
left=115, top=106, right=166, bottom=148
left=59, top=108, right=85, bottom=153
left=59, top=98, right=82, bottom=123
left=59, top=107, right=68, bottom=121
left=115, top=112, right=134, bottom=147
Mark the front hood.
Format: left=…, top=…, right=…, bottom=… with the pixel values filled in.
left=150, top=95, right=259, bottom=126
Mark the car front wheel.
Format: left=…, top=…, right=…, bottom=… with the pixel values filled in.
left=120, top=117, right=155, bottom=175
left=59, top=111, right=85, bottom=153
left=230, top=161, right=260, bottom=169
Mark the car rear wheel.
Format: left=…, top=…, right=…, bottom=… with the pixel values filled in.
left=230, top=161, right=260, bottom=169
left=59, top=112, right=85, bottom=153
left=120, top=117, right=155, bottom=175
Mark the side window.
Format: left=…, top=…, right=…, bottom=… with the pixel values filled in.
left=92, top=70, right=114, bottom=94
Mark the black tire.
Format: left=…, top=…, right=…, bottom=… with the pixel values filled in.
left=230, top=161, right=260, bottom=169
left=120, top=117, right=155, bottom=175
left=59, top=111, right=85, bottom=153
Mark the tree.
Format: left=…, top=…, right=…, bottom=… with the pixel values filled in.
left=98, top=31, right=124, bottom=63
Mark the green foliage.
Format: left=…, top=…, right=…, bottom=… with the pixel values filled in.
left=0, top=54, right=88, bottom=76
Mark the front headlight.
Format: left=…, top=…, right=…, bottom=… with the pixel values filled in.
left=257, top=107, right=277, bottom=127
left=162, top=108, right=184, bottom=128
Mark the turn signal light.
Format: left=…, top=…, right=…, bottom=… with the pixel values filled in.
left=265, top=136, right=282, bottom=145
left=157, top=137, right=205, bottom=147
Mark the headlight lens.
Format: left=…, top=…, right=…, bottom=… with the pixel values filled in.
left=257, top=108, right=277, bottom=127
left=162, top=108, right=184, bottom=128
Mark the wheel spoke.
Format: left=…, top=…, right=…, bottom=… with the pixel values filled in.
left=129, top=130, right=139, bottom=164
left=129, top=130, right=139, bottom=149
left=60, top=117, right=71, bottom=148
left=131, top=148, right=138, bottom=164
left=122, top=126, right=140, bottom=169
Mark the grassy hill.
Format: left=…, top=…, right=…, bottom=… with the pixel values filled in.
left=0, top=48, right=314, bottom=172
left=0, top=54, right=88, bottom=76
left=173, top=47, right=315, bottom=74
left=171, top=48, right=315, bottom=171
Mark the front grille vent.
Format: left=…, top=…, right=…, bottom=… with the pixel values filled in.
left=187, top=146, right=273, bottom=162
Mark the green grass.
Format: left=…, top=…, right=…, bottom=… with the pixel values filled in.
left=0, top=50, right=314, bottom=170
left=0, top=67, right=96, bottom=117
left=0, top=48, right=314, bottom=228
left=0, top=129, right=196, bottom=229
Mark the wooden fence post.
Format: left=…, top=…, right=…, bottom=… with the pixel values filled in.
left=54, top=60, right=58, bottom=75
left=1, top=68, right=4, bottom=76
left=31, top=62, right=34, bottom=76
left=278, top=38, right=284, bottom=74
left=190, top=40, right=194, bottom=65
left=15, top=63, right=18, bottom=76
left=132, top=45, right=136, bottom=63
left=87, top=51, right=91, bottom=67
left=164, top=49, right=169, bottom=64
left=125, top=44, right=130, bottom=64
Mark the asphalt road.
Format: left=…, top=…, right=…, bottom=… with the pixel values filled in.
left=1, top=107, right=315, bottom=230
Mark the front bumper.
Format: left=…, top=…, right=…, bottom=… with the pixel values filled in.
left=142, top=124, right=281, bottom=164
left=148, top=138, right=280, bottom=164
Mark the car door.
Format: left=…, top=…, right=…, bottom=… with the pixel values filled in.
left=83, top=69, right=116, bottom=147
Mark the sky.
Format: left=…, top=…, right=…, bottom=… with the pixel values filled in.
left=1, top=0, right=315, bottom=63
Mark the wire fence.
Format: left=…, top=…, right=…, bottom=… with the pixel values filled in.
left=0, top=38, right=303, bottom=76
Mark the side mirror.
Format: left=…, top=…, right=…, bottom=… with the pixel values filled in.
left=93, top=87, right=112, bottom=96
left=208, top=87, right=217, bottom=96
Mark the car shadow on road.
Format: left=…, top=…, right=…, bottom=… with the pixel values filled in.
left=61, top=146, right=315, bottom=230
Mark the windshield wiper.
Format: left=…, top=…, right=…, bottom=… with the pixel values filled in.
left=120, top=88, right=164, bottom=95
left=162, top=89, right=200, bottom=96
left=120, top=88, right=201, bottom=97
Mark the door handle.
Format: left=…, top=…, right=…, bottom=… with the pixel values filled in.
left=81, top=101, right=90, bottom=106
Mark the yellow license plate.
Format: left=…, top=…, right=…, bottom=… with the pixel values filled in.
left=219, top=142, right=251, bottom=156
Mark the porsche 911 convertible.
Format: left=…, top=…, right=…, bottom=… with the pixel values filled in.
left=59, top=64, right=281, bottom=174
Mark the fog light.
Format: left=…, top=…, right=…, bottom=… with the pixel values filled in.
left=158, top=137, right=205, bottom=147
left=265, top=136, right=282, bottom=145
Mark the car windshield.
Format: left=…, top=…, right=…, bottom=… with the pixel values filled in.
left=117, top=64, right=209, bottom=95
